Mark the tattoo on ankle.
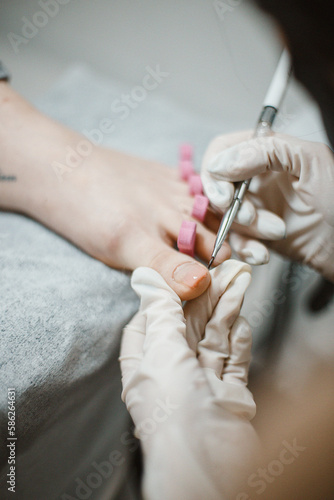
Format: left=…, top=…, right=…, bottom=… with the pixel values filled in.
left=0, top=169, right=16, bottom=181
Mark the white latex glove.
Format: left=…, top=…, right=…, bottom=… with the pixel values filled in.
left=202, top=131, right=334, bottom=281
left=120, top=260, right=259, bottom=500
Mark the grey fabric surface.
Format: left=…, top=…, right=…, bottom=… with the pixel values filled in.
left=32, top=63, right=230, bottom=168
left=0, top=212, right=140, bottom=499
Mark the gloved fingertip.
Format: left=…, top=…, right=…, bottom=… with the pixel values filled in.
left=210, top=259, right=252, bottom=287
left=131, top=266, right=167, bottom=289
left=257, top=211, right=286, bottom=240
left=207, top=150, right=233, bottom=175
left=236, top=202, right=256, bottom=226
left=240, top=247, right=270, bottom=265
left=203, top=179, right=233, bottom=209
left=234, top=269, right=252, bottom=290
left=207, top=145, right=244, bottom=180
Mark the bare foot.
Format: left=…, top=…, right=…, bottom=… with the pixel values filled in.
left=0, top=83, right=230, bottom=300
left=41, top=146, right=231, bottom=300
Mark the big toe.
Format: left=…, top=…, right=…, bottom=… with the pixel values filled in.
left=150, top=247, right=211, bottom=301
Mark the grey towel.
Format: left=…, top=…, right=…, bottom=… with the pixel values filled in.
left=0, top=210, right=141, bottom=499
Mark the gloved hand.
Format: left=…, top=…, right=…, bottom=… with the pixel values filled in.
left=120, top=260, right=259, bottom=500
left=201, top=131, right=334, bottom=281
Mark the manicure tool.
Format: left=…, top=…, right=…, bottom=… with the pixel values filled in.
left=208, top=49, right=293, bottom=269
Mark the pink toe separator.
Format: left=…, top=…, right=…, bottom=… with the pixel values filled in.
left=189, top=174, right=203, bottom=195
left=192, top=195, right=209, bottom=222
left=179, top=160, right=195, bottom=181
left=180, top=143, right=193, bottom=162
left=177, top=221, right=197, bottom=257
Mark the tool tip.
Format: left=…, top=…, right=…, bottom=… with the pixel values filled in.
left=208, top=257, right=214, bottom=270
